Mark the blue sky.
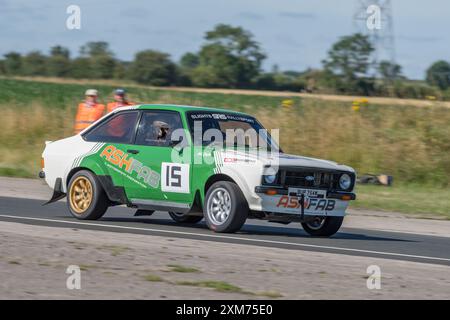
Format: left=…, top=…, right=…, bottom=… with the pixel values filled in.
left=1, top=0, right=448, bottom=79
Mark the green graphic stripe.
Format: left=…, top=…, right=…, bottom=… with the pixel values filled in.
left=72, top=143, right=104, bottom=169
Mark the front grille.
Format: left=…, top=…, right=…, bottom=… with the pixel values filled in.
left=282, top=169, right=341, bottom=190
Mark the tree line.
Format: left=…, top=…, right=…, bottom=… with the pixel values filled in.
left=1, top=24, right=449, bottom=100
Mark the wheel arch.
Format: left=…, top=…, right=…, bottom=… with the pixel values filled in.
left=202, top=173, right=252, bottom=208
left=66, top=167, right=94, bottom=188
left=66, top=167, right=126, bottom=206
left=204, top=173, right=237, bottom=194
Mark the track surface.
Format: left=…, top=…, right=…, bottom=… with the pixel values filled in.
left=1, top=196, right=449, bottom=266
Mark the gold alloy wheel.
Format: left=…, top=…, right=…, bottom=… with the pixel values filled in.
left=69, top=176, right=93, bottom=214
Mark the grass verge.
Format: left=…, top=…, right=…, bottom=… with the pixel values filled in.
left=0, top=77, right=449, bottom=218
left=351, top=184, right=450, bottom=219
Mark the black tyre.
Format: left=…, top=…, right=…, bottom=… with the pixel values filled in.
left=67, top=170, right=108, bottom=220
left=301, top=216, right=344, bottom=237
left=204, top=181, right=248, bottom=233
left=169, top=212, right=203, bottom=223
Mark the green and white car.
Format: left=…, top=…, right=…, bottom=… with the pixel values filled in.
left=41, top=104, right=356, bottom=236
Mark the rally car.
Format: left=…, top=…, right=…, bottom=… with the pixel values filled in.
left=40, top=104, right=356, bottom=236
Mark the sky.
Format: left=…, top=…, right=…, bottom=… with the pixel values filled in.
left=0, top=0, right=448, bottom=80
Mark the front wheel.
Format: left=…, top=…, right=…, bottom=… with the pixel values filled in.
left=301, top=216, right=344, bottom=237
left=67, top=170, right=108, bottom=220
left=204, top=181, right=248, bottom=233
left=169, top=212, right=203, bottom=223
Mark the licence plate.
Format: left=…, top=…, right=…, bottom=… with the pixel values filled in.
left=289, top=188, right=327, bottom=199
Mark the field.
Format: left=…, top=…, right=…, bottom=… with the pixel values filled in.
left=1, top=77, right=449, bottom=218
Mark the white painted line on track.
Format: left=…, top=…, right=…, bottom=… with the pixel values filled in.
left=0, top=214, right=449, bottom=263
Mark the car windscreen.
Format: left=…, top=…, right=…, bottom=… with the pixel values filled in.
left=186, top=111, right=280, bottom=151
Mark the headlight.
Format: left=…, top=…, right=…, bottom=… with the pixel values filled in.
left=264, top=174, right=277, bottom=184
left=339, top=173, right=352, bottom=190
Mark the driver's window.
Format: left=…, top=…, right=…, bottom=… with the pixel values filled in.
left=135, top=111, right=184, bottom=147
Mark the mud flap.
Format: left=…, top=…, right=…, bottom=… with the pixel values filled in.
left=42, top=178, right=66, bottom=205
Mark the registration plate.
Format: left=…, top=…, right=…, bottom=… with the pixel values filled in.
left=289, top=188, right=327, bottom=199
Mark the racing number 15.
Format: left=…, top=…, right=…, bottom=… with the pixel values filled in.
left=166, top=165, right=181, bottom=187
left=161, top=163, right=190, bottom=194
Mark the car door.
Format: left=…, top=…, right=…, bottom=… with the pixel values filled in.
left=123, top=110, right=193, bottom=207
left=82, top=110, right=141, bottom=188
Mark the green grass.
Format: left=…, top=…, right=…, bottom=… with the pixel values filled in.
left=254, top=291, right=283, bottom=298
left=175, top=280, right=244, bottom=293
left=103, top=245, right=129, bottom=256
left=167, top=264, right=200, bottom=273
left=175, top=280, right=283, bottom=298
left=0, top=77, right=449, bottom=217
left=0, top=167, right=34, bottom=178
left=351, top=184, right=450, bottom=219
left=144, top=274, right=165, bottom=282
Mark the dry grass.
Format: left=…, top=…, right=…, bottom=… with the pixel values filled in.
left=1, top=77, right=449, bottom=215
left=0, top=103, right=75, bottom=177
left=255, top=102, right=450, bottom=187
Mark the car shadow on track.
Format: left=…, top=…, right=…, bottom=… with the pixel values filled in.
left=99, top=216, right=412, bottom=242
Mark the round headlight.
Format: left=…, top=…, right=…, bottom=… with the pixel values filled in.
left=339, top=174, right=352, bottom=190
left=264, top=174, right=277, bottom=184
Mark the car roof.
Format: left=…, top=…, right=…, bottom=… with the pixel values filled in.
left=135, top=104, right=251, bottom=116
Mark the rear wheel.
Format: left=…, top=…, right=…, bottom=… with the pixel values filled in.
left=301, top=216, right=343, bottom=237
left=67, top=170, right=108, bottom=220
left=169, top=212, right=203, bottom=223
left=204, top=181, right=248, bottom=233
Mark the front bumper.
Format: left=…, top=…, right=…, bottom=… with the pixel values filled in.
left=255, top=186, right=356, bottom=200
left=254, top=185, right=356, bottom=217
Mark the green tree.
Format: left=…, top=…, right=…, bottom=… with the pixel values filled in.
left=378, top=60, right=402, bottom=80
left=426, top=60, right=450, bottom=90
left=129, top=50, right=176, bottom=85
left=70, top=57, right=92, bottom=79
left=191, top=24, right=266, bottom=88
left=22, top=51, right=47, bottom=76
left=180, top=52, right=199, bottom=70
left=3, top=52, right=23, bottom=75
left=177, top=53, right=199, bottom=86
left=80, top=41, right=112, bottom=57
left=322, top=33, right=374, bottom=94
left=78, top=42, right=116, bottom=79
left=50, top=45, right=70, bottom=59
left=47, top=46, right=71, bottom=77
left=91, top=55, right=116, bottom=79
left=192, top=44, right=239, bottom=87
left=113, top=61, right=129, bottom=79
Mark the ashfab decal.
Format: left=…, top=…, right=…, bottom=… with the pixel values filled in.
left=100, top=145, right=160, bottom=188
left=276, top=195, right=336, bottom=211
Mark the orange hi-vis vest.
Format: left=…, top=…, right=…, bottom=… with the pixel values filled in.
left=105, top=101, right=134, bottom=137
left=74, top=102, right=105, bottom=134
left=106, top=101, right=134, bottom=113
